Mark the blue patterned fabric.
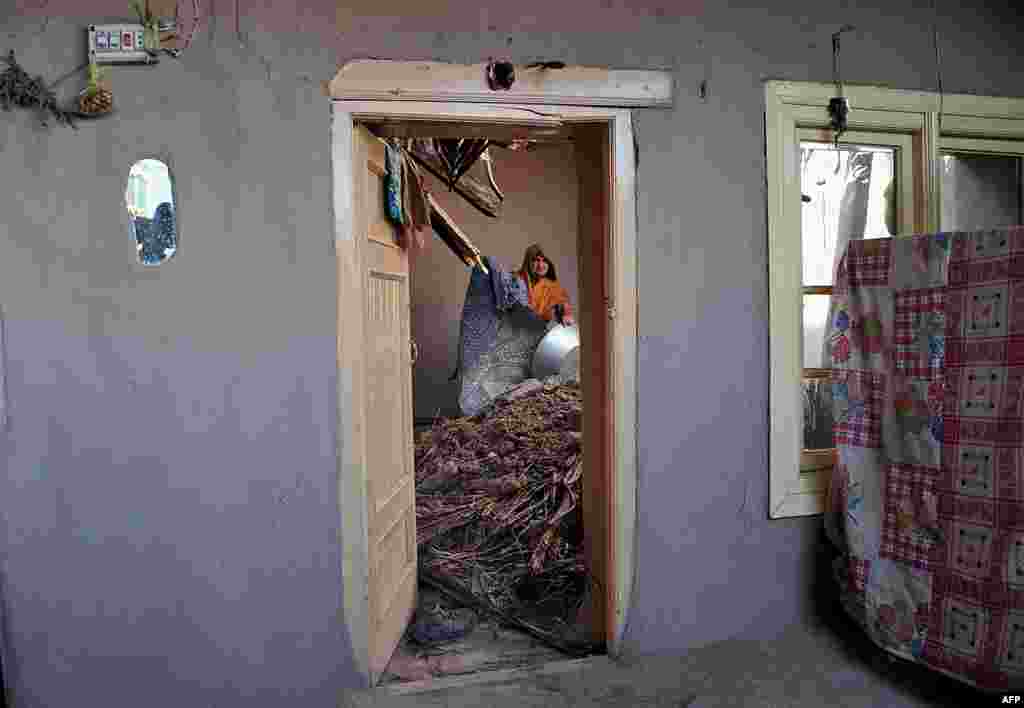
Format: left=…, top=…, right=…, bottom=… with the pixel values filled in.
left=454, top=256, right=546, bottom=416
left=385, top=142, right=404, bottom=225
left=489, top=257, right=530, bottom=312
left=133, top=202, right=177, bottom=265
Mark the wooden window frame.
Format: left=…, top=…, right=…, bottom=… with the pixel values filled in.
left=797, top=129, right=914, bottom=485
left=766, top=80, right=1024, bottom=518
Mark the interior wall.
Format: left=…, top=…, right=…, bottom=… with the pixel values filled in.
left=0, top=1, right=1022, bottom=706
left=410, top=144, right=579, bottom=419
left=0, top=12, right=349, bottom=707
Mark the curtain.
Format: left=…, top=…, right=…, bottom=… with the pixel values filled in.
left=799, top=147, right=875, bottom=368
left=800, top=147, right=876, bottom=450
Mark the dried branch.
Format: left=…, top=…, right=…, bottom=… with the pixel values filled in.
left=0, top=51, right=77, bottom=129
left=415, top=382, right=592, bottom=643
left=406, top=139, right=503, bottom=218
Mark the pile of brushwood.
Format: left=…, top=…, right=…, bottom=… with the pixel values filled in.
left=414, top=380, right=597, bottom=654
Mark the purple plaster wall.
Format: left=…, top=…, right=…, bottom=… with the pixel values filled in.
left=0, top=0, right=1022, bottom=705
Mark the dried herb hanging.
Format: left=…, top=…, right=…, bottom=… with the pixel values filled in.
left=77, top=61, right=114, bottom=116
left=0, top=51, right=77, bottom=128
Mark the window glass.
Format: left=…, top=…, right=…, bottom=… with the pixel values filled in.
left=126, top=159, right=177, bottom=265
left=802, top=294, right=831, bottom=369
left=802, top=378, right=834, bottom=451
left=940, top=153, right=1022, bottom=231
left=800, top=142, right=896, bottom=285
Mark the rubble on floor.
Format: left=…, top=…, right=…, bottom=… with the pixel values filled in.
left=383, top=599, right=572, bottom=683
left=410, top=588, right=478, bottom=645
left=412, top=378, right=593, bottom=655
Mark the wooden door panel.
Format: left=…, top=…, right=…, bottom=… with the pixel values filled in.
left=575, top=123, right=611, bottom=645
left=375, top=515, right=416, bottom=606
left=355, top=124, right=417, bottom=684
left=369, top=477, right=415, bottom=546
left=365, top=272, right=407, bottom=500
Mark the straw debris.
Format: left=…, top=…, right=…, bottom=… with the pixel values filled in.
left=414, top=380, right=591, bottom=644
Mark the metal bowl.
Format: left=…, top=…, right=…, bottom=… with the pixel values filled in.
left=531, top=323, right=580, bottom=380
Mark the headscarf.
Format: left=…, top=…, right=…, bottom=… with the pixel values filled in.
left=519, top=243, right=558, bottom=286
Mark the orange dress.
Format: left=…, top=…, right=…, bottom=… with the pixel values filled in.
left=519, top=272, right=573, bottom=322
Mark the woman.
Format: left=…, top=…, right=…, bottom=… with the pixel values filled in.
left=518, top=244, right=574, bottom=326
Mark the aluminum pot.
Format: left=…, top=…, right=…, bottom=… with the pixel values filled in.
left=531, top=323, right=580, bottom=380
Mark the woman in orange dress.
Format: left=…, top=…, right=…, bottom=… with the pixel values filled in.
left=518, top=244, right=574, bottom=326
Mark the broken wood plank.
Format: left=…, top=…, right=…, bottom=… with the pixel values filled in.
left=436, top=138, right=491, bottom=189
left=427, top=194, right=484, bottom=270
left=408, top=139, right=503, bottom=218
left=419, top=571, right=597, bottom=658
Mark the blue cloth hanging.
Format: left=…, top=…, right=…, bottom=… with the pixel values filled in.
left=453, top=256, right=545, bottom=415
left=384, top=142, right=404, bottom=225
left=134, top=202, right=177, bottom=265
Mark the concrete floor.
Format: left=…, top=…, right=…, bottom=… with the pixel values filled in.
left=344, top=595, right=987, bottom=708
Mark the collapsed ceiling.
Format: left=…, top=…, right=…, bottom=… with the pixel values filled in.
left=368, top=124, right=573, bottom=270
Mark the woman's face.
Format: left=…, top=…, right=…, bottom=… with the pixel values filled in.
left=530, top=254, right=549, bottom=278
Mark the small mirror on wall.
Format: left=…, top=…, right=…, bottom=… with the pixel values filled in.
left=125, top=158, right=177, bottom=265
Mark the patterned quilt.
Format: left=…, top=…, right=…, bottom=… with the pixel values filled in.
left=824, top=226, right=1024, bottom=692
left=455, top=256, right=547, bottom=416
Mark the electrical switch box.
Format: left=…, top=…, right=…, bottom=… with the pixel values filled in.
left=88, top=24, right=154, bottom=64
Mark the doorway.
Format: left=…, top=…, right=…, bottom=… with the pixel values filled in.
left=332, top=97, right=640, bottom=690
left=381, top=122, right=595, bottom=684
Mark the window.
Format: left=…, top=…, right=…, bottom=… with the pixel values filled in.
left=799, top=132, right=911, bottom=480
left=940, top=139, right=1023, bottom=231
left=766, top=81, right=1024, bottom=518
left=125, top=158, right=178, bottom=265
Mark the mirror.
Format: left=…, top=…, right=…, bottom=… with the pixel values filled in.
left=125, top=158, right=177, bottom=265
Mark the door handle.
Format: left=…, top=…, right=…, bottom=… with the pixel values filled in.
left=410, top=338, right=418, bottom=366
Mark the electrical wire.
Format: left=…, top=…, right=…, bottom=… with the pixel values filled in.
left=832, top=32, right=842, bottom=97
left=931, top=0, right=944, bottom=129
left=829, top=25, right=855, bottom=150
left=178, top=0, right=202, bottom=51
left=235, top=0, right=245, bottom=46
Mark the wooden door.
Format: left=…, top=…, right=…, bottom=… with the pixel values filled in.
left=575, top=123, right=612, bottom=645
left=352, top=124, right=418, bottom=683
